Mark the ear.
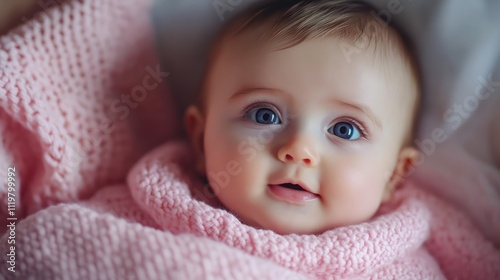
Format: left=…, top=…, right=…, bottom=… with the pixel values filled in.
left=184, top=105, right=206, bottom=175
left=382, top=146, right=420, bottom=202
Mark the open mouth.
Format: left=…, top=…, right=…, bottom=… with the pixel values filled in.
left=279, top=183, right=307, bottom=191
left=268, top=181, right=319, bottom=204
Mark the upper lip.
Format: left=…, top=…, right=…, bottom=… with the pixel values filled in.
left=269, top=178, right=319, bottom=195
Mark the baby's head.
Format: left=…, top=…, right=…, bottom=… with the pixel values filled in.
left=185, top=0, right=420, bottom=234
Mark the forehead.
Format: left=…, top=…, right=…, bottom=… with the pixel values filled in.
left=206, top=34, right=414, bottom=108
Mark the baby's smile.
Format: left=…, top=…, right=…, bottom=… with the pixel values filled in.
left=268, top=179, right=321, bottom=205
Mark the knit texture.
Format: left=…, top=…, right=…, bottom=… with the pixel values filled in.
left=1, top=141, right=499, bottom=279
left=0, top=0, right=179, bottom=229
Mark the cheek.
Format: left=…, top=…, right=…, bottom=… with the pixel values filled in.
left=204, top=121, right=242, bottom=177
left=322, top=157, right=389, bottom=221
left=203, top=117, right=269, bottom=195
left=331, top=163, right=385, bottom=197
left=325, top=155, right=388, bottom=189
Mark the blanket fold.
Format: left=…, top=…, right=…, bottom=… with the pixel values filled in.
left=1, top=189, right=304, bottom=280
left=125, top=142, right=500, bottom=279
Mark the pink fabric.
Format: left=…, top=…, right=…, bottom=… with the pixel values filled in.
left=0, top=0, right=499, bottom=279
left=1, top=141, right=499, bottom=279
left=0, top=0, right=179, bottom=227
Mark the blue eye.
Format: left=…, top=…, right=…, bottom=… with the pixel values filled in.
left=328, top=121, right=361, bottom=140
left=247, top=107, right=281, bottom=125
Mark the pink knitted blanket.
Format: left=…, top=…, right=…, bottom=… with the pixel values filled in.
left=0, top=0, right=499, bottom=279
left=2, top=141, right=499, bottom=279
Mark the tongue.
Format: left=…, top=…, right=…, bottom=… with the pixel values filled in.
left=268, top=184, right=319, bottom=203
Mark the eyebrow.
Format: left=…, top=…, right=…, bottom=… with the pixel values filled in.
left=230, top=87, right=286, bottom=99
left=333, top=100, right=383, bottom=130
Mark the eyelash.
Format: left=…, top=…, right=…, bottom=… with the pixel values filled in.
left=330, top=117, right=369, bottom=140
left=240, top=102, right=370, bottom=139
left=241, top=101, right=283, bottom=122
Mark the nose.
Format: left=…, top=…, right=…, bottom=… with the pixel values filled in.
left=277, top=135, right=319, bottom=167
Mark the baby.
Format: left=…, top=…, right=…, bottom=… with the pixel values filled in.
left=184, top=0, right=420, bottom=235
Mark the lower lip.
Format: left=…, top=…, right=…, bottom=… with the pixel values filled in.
left=268, top=184, right=320, bottom=204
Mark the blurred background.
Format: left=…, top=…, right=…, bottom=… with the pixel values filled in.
left=0, top=0, right=40, bottom=35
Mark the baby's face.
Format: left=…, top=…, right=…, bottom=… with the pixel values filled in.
left=187, top=35, right=417, bottom=234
